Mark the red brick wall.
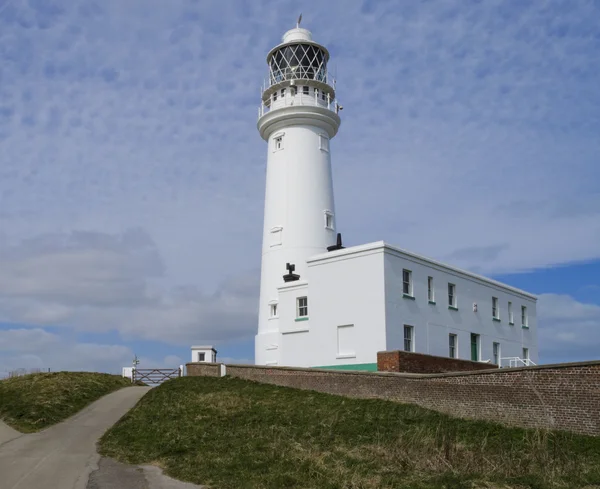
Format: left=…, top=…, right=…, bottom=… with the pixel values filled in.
left=378, top=350, right=495, bottom=373
left=187, top=361, right=600, bottom=436
left=186, top=362, right=221, bottom=377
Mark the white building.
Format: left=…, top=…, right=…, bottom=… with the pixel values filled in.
left=255, top=23, right=538, bottom=371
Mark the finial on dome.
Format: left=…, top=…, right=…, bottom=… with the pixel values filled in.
left=296, top=13, right=302, bottom=28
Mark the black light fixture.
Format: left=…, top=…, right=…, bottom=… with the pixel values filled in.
left=327, top=233, right=345, bottom=252
left=283, top=262, right=300, bottom=282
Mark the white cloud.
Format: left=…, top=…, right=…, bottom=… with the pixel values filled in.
left=538, top=294, right=600, bottom=363
left=0, top=230, right=258, bottom=345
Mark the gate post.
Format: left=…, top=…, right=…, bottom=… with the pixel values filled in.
left=179, top=365, right=184, bottom=377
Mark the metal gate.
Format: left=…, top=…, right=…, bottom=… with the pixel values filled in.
left=133, top=367, right=182, bottom=385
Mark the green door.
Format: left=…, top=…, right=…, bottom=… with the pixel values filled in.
left=470, top=334, right=479, bottom=361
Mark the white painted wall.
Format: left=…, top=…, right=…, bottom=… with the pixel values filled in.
left=275, top=247, right=387, bottom=368
left=382, top=245, right=538, bottom=365
left=272, top=242, right=538, bottom=369
left=191, top=346, right=217, bottom=363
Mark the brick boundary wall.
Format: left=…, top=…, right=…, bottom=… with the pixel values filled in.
left=378, top=350, right=496, bottom=373
left=185, top=362, right=221, bottom=377
left=186, top=360, right=600, bottom=436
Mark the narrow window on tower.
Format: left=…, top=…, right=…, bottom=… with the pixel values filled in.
left=273, top=91, right=277, bottom=101
left=319, top=134, right=329, bottom=152
left=273, top=133, right=284, bottom=152
left=303, top=85, right=309, bottom=95
left=281, top=88, right=286, bottom=97
left=321, top=90, right=326, bottom=100
left=324, top=211, right=334, bottom=230
left=270, top=303, right=278, bottom=318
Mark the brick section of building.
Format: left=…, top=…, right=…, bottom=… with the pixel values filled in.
left=378, top=350, right=495, bottom=373
left=185, top=362, right=221, bottom=377
left=187, top=361, right=600, bottom=436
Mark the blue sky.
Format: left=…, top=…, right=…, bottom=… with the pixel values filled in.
left=0, top=0, right=599, bottom=375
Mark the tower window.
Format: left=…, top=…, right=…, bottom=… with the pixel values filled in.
left=321, top=91, right=326, bottom=100
left=291, top=86, right=297, bottom=96
left=273, top=91, right=277, bottom=101
left=273, top=135, right=284, bottom=151
left=324, top=211, right=334, bottom=229
left=281, top=88, right=286, bottom=97
left=303, top=86, right=309, bottom=95
left=297, top=297, right=308, bottom=318
left=319, top=134, right=329, bottom=152
left=270, top=303, right=278, bottom=317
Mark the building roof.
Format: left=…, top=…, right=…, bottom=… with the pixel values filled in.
left=190, top=345, right=217, bottom=351
left=308, top=241, right=537, bottom=301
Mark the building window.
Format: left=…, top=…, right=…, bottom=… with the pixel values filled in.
left=324, top=211, right=334, bottom=229
left=403, top=325, right=414, bottom=352
left=297, top=297, right=308, bottom=318
left=270, top=303, right=278, bottom=318
left=493, top=342, right=500, bottom=365
left=508, top=301, right=514, bottom=324
left=273, top=91, right=278, bottom=101
left=303, top=85, right=309, bottom=95
left=448, top=283, right=457, bottom=308
left=321, top=90, right=326, bottom=100
left=274, top=135, right=283, bottom=151
left=281, top=88, right=286, bottom=97
left=198, top=352, right=205, bottom=362
left=402, top=269, right=412, bottom=296
left=449, top=334, right=457, bottom=358
left=470, top=333, right=480, bottom=361
left=492, top=297, right=499, bottom=319
left=428, top=276, right=434, bottom=302
left=319, top=134, right=329, bottom=152
left=522, top=347, right=529, bottom=364
left=521, top=305, right=528, bottom=327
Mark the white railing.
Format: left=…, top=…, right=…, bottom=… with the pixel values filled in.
left=258, top=91, right=339, bottom=119
left=500, top=357, right=537, bottom=368
left=263, top=72, right=336, bottom=92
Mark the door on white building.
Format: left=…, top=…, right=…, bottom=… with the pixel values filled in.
left=470, top=334, right=480, bottom=361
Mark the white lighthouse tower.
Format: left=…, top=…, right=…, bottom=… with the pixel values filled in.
left=255, top=21, right=342, bottom=365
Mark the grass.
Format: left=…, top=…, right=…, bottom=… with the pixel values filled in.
left=0, top=371, right=132, bottom=432
left=99, top=376, right=600, bottom=489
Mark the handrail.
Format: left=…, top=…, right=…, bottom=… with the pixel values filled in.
left=500, top=356, right=537, bottom=368
left=258, top=91, right=339, bottom=119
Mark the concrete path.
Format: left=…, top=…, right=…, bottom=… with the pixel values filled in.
left=0, top=419, right=21, bottom=446
left=0, top=386, right=150, bottom=489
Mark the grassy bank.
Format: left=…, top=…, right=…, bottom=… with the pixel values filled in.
left=99, top=376, right=600, bottom=489
left=0, top=372, right=132, bottom=432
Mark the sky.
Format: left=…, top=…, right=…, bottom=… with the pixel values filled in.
left=0, top=0, right=599, bottom=375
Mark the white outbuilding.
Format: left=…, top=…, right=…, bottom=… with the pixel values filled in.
left=191, top=346, right=217, bottom=364
left=255, top=23, right=538, bottom=370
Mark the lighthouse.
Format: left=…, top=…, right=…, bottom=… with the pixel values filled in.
left=251, top=22, right=538, bottom=371
left=255, top=22, right=341, bottom=365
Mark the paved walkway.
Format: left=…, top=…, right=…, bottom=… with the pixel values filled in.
left=0, top=387, right=150, bottom=489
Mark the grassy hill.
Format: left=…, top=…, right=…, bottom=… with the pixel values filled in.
left=0, top=372, right=132, bottom=432
left=99, top=376, right=600, bottom=489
